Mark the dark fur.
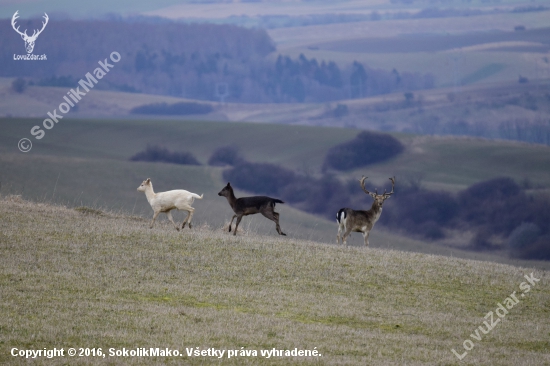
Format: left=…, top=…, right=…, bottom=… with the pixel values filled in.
left=218, top=182, right=286, bottom=236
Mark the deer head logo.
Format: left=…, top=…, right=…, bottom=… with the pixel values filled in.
left=11, top=11, right=49, bottom=54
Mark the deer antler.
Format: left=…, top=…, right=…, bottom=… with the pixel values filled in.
left=31, top=13, right=48, bottom=39
left=11, top=11, right=48, bottom=40
left=359, top=176, right=375, bottom=196
left=383, top=177, right=395, bottom=197
left=11, top=11, right=27, bottom=37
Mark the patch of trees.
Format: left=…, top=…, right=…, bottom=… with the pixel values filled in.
left=459, top=177, right=550, bottom=259
left=36, top=75, right=77, bottom=87
left=380, top=186, right=458, bottom=240
left=0, top=19, right=434, bottom=103
left=11, top=78, right=26, bottom=93
left=381, top=177, right=550, bottom=259
left=323, top=131, right=404, bottom=171
left=130, top=102, right=213, bottom=115
left=130, top=145, right=200, bottom=165
left=208, top=146, right=244, bottom=166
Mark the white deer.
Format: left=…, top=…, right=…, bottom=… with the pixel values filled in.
left=12, top=11, right=49, bottom=54
left=137, top=178, right=203, bottom=231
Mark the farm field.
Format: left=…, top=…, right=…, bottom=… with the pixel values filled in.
left=3, top=77, right=550, bottom=140
left=0, top=196, right=549, bottom=365
left=2, top=117, right=550, bottom=268
left=268, top=10, right=550, bottom=88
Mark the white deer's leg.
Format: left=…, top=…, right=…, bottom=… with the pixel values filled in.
left=166, top=211, right=179, bottom=231
left=181, top=211, right=190, bottom=229
left=177, top=204, right=194, bottom=229
left=150, top=211, right=160, bottom=228
left=186, top=207, right=195, bottom=229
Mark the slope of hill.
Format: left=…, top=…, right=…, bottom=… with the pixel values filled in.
left=1, top=116, right=550, bottom=266
left=0, top=196, right=548, bottom=365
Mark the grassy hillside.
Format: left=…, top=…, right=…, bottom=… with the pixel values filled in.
left=3, top=117, right=550, bottom=190
left=0, top=196, right=549, bottom=365
left=2, top=116, right=550, bottom=266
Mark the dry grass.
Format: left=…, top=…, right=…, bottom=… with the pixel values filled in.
left=1, top=196, right=549, bottom=365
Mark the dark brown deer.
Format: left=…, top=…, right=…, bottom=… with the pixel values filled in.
left=336, top=176, right=395, bottom=246
left=218, top=182, right=286, bottom=236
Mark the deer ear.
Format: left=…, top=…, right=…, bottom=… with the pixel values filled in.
left=146, top=178, right=151, bottom=183
left=226, top=182, right=231, bottom=186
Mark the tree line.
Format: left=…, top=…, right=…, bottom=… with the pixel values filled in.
left=1, top=18, right=434, bottom=103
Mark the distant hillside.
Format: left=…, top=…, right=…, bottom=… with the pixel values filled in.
left=1, top=18, right=433, bottom=103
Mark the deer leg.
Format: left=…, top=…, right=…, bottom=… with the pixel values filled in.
left=181, top=211, right=190, bottom=229
left=150, top=211, right=160, bottom=229
left=261, top=210, right=286, bottom=236
left=179, top=205, right=194, bottom=229
left=187, top=207, right=195, bottom=229
left=181, top=212, right=188, bottom=229
left=228, top=214, right=237, bottom=232
left=337, top=223, right=345, bottom=244
left=342, top=227, right=353, bottom=246
left=166, top=211, right=179, bottom=231
left=363, top=230, right=370, bottom=247
left=233, top=215, right=244, bottom=235
left=273, top=212, right=286, bottom=236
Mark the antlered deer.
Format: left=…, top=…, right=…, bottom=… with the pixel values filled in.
left=336, top=176, right=395, bottom=246
left=218, top=182, right=286, bottom=236
left=11, top=11, right=48, bottom=54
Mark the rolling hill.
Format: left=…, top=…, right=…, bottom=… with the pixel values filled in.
left=0, top=196, right=548, bottom=365
left=2, top=76, right=550, bottom=148
left=1, top=116, right=550, bottom=268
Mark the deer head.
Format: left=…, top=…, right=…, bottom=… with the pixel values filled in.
left=217, top=182, right=234, bottom=198
left=360, top=176, right=395, bottom=206
left=137, top=178, right=151, bottom=192
left=12, top=11, right=49, bottom=54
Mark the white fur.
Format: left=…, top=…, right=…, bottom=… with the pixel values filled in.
left=137, top=178, right=203, bottom=230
